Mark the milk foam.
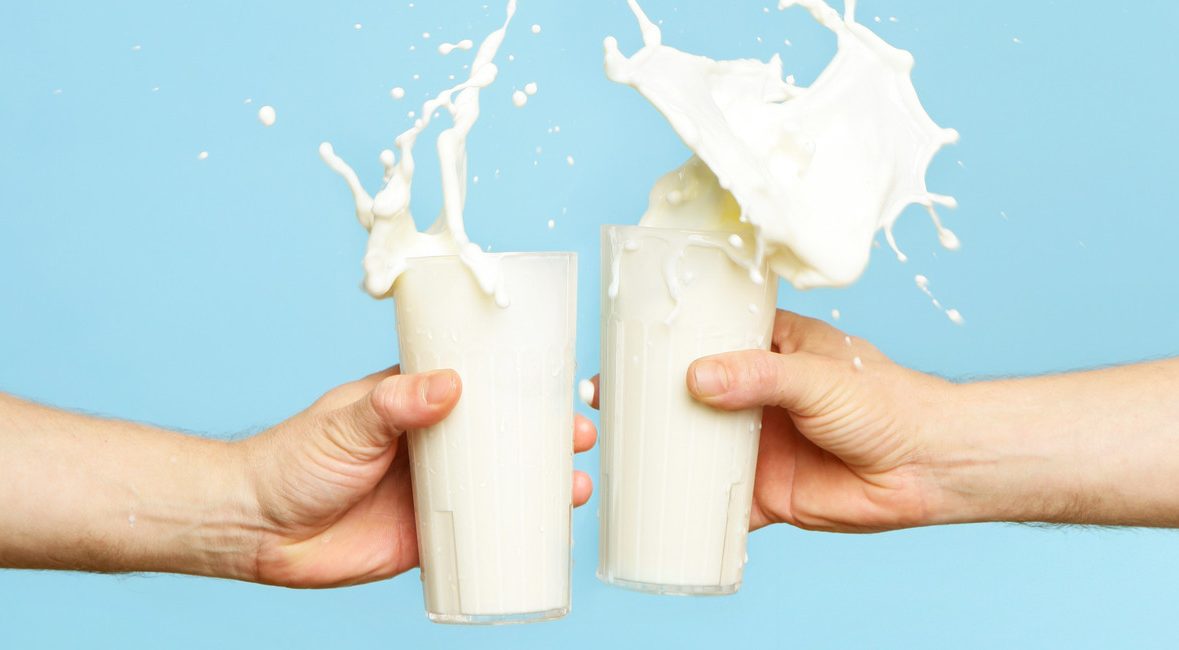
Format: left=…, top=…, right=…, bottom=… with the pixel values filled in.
left=320, top=1, right=517, bottom=306
left=605, top=0, right=960, bottom=290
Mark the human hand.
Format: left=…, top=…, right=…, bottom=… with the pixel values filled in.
left=681, top=310, right=955, bottom=533
left=242, top=366, right=597, bottom=587
left=589, top=310, right=953, bottom=534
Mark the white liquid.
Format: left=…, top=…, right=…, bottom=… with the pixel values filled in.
left=598, top=226, right=775, bottom=594
left=598, top=0, right=961, bottom=595
left=257, top=105, right=276, bottom=127
left=320, top=1, right=517, bottom=306
left=397, top=253, right=576, bottom=623
left=512, top=90, right=528, bottom=107
left=578, top=378, right=595, bottom=406
left=438, top=39, right=474, bottom=55
left=390, top=86, right=406, bottom=100
left=322, top=2, right=581, bottom=624
left=915, top=274, right=965, bottom=325
left=605, top=0, right=959, bottom=290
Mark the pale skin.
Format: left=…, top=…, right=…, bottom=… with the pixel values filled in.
left=0, top=366, right=597, bottom=587
left=7, top=313, right=1179, bottom=586
left=590, top=310, right=1179, bottom=531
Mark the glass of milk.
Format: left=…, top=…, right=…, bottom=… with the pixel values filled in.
left=598, top=225, right=775, bottom=595
left=394, top=252, right=577, bottom=624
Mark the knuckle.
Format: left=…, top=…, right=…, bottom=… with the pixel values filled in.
left=383, top=376, right=417, bottom=414
left=741, top=351, right=783, bottom=392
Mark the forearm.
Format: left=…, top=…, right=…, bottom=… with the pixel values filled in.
left=929, top=358, right=1179, bottom=526
left=0, top=393, right=261, bottom=580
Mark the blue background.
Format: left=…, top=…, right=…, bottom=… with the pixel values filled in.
left=3, top=0, right=1179, bottom=647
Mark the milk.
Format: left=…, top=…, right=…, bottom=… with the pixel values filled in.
left=396, top=253, right=576, bottom=623
left=320, top=1, right=518, bottom=306
left=320, top=1, right=579, bottom=624
left=599, top=0, right=959, bottom=594
left=605, top=0, right=960, bottom=290
left=599, top=226, right=775, bottom=593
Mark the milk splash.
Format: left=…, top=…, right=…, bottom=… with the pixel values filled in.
left=605, top=0, right=959, bottom=290
left=320, top=1, right=516, bottom=306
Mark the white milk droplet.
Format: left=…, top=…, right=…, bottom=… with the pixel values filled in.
left=913, top=273, right=964, bottom=325
left=131, top=44, right=142, bottom=52
left=531, top=24, right=542, bottom=34
left=831, top=308, right=841, bottom=320
left=853, top=356, right=864, bottom=370
left=257, top=105, right=276, bottom=127
left=512, top=90, right=528, bottom=107
left=354, top=23, right=363, bottom=30
left=422, top=31, right=431, bottom=39
left=728, top=234, right=744, bottom=248
left=566, top=155, right=575, bottom=166
left=524, top=82, right=538, bottom=95
left=547, top=219, right=555, bottom=229
left=197, top=151, right=209, bottom=160
left=844, top=335, right=852, bottom=346
left=578, top=379, right=595, bottom=406
left=390, top=86, right=406, bottom=100
left=438, top=39, right=474, bottom=55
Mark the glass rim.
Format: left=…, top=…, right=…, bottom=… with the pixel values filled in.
left=601, top=224, right=744, bottom=239
left=403, top=251, right=577, bottom=266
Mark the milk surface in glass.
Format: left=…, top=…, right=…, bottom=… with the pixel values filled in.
left=598, top=226, right=775, bottom=594
left=395, top=252, right=577, bottom=623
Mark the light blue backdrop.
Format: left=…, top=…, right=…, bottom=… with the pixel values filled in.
left=3, top=1, right=1178, bottom=647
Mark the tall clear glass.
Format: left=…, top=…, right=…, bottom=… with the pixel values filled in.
left=395, top=252, right=577, bottom=623
left=598, top=226, right=775, bottom=595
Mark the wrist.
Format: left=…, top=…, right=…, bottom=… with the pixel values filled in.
left=190, top=438, right=265, bottom=582
left=921, top=379, right=1075, bottom=526
left=137, top=436, right=263, bottom=582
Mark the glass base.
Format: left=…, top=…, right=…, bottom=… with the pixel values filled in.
left=597, top=572, right=740, bottom=596
left=427, top=606, right=569, bottom=626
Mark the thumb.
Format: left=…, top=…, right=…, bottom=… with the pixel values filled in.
left=686, top=349, right=847, bottom=415
left=323, top=369, right=462, bottom=453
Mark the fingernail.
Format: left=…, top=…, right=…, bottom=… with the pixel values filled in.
left=424, top=372, right=457, bottom=406
left=691, top=360, right=730, bottom=397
